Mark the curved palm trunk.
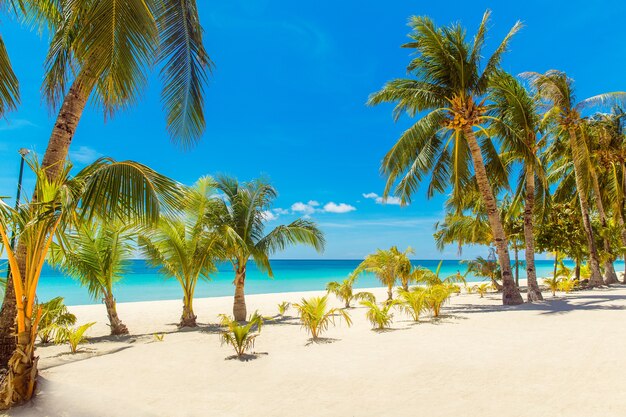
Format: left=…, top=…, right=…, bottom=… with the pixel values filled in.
left=0, top=313, right=40, bottom=409
left=464, top=127, right=523, bottom=305
left=0, top=73, right=94, bottom=369
left=233, top=266, right=247, bottom=322
left=567, top=128, right=604, bottom=287
left=524, top=169, right=543, bottom=302
left=180, top=291, right=197, bottom=327
left=514, top=247, right=519, bottom=287
left=617, top=215, right=626, bottom=284
left=387, top=284, right=393, bottom=301
left=104, top=293, right=129, bottom=335
left=590, top=171, right=619, bottom=284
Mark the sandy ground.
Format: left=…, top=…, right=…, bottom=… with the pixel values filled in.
left=7, top=281, right=626, bottom=417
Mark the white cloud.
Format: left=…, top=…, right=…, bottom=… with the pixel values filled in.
left=70, top=146, right=102, bottom=164
left=274, top=208, right=290, bottom=215
left=291, top=201, right=317, bottom=214
left=261, top=210, right=278, bottom=221
left=362, top=192, right=403, bottom=206
left=323, top=202, right=356, bottom=214
left=290, top=200, right=357, bottom=215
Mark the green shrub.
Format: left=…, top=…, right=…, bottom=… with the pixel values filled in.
left=293, top=295, right=351, bottom=340
left=360, top=299, right=397, bottom=330
left=425, top=284, right=454, bottom=317
left=57, top=322, right=96, bottom=353
left=396, top=288, right=427, bottom=322
left=277, top=302, right=290, bottom=317
left=37, top=297, right=77, bottom=344
left=219, top=312, right=263, bottom=358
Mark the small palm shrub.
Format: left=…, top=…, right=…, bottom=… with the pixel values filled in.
left=219, top=312, right=264, bottom=358
left=543, top=277, right=561, bottom=297
left=464, top=284, right=475, bottom=294
left=396, top=288, right=427, bottom=322
left=425, top=284, right=454, bottom=317
left=277, top=302, right=291, bottom=317
left=326, top=275, right=375, bottom=308
left=57, top=322, right=96, bottom=353
left=361, top=299, right=397, bottom=330
left=37, top=297, right=77, bottom=344
left=558, top=278, right=578, bottom=294
left=474, top=283, right=490, bottom=298
left=153, top=333, right=165, bottom=342
left=293, top=295, right=351, bottom=340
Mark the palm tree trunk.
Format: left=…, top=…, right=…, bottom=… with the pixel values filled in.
left=617, top=214, right=626, bottom=284
left=233, top=266, right=247, bottom=322
left=387, top=285, right=393, bottom=301
left=180, top=291, right=197, bottom=327
left=590, top=170, right=619, bottom=284
left=104, top=293, right=129, bottom=335
left=575, top=260, right=581, bottom=281
left=553, top=253, right=558, bottom=278
left=514, top=247, right=519, bottom=287
left=464, top=127, right=523, bottom=305
left=524, top=169, right=543, bottom=301
left=0, top=308, right=41, bottom=409
left=567, top=128, right=604, bottom=287
left=0, top=73, right=95, bottom=369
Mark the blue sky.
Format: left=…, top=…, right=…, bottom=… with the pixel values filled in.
left=1, top=0, right=625, bottom=259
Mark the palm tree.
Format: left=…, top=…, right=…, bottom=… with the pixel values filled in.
left=463, top=250, right=503, bottom=291
left=0, top=154, right=182, bottom=408
left=0, top=0, right=212, bottom=360
left=368, top=11, right=524, bottom=305
left=354, top=246, right=412, bottom=300
left=588, top=109, right=626, bottom=282
left=326, top=274, right=374, bottom=308
left=139, top=177, right=222, bottom=327
left=40, top=0, right=212, bottom=180
left=49, top=222, right=135, bottom=335
left=523, top=70, right=626, bottom=286
left=212, top=176, right=325, bottom=322
left=489, top=71, right=546, bottom=301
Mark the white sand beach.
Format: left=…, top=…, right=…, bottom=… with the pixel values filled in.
left=9, top=283, right=626, bottom=417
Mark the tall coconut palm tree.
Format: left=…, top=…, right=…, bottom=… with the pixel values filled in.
left=354, top=246, right=412, bottom=300
left=589, top=109, right=626, bottom=281
left=139, top=177, right=222, bottom=327
left=212, top=176, right=325, bottom=322
left=0, top=0, right=213, bottom=365
left=40, top=0, right=212, bottom=180
left=0, top=154, right=183, bottom=408
left=49, top=222, right=135, bottom=335
left=368, top=10, right=524, bottom=305
left=489, top=71, right=546, bottom=301
left=524, top=70, right=626, bottom=286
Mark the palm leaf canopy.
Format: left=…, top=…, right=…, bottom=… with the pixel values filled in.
left=212, top=176, right=325, bottom=276
left=138, top=176, right=223, bottom=284
left=42, top=0, right=211, bottom=146
left=367, top=10, right=520, bottom=205
left=49, top=221, right=134, bottom=300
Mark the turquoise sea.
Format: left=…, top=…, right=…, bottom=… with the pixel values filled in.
left=36, top=259, right=626, bottom=306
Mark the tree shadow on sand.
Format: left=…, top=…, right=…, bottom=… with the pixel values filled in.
left=224, top=352, right=268, bottom=362
left=304, top=337, right=339, bottom=346
left=448, top=288, right=626, bottom=316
